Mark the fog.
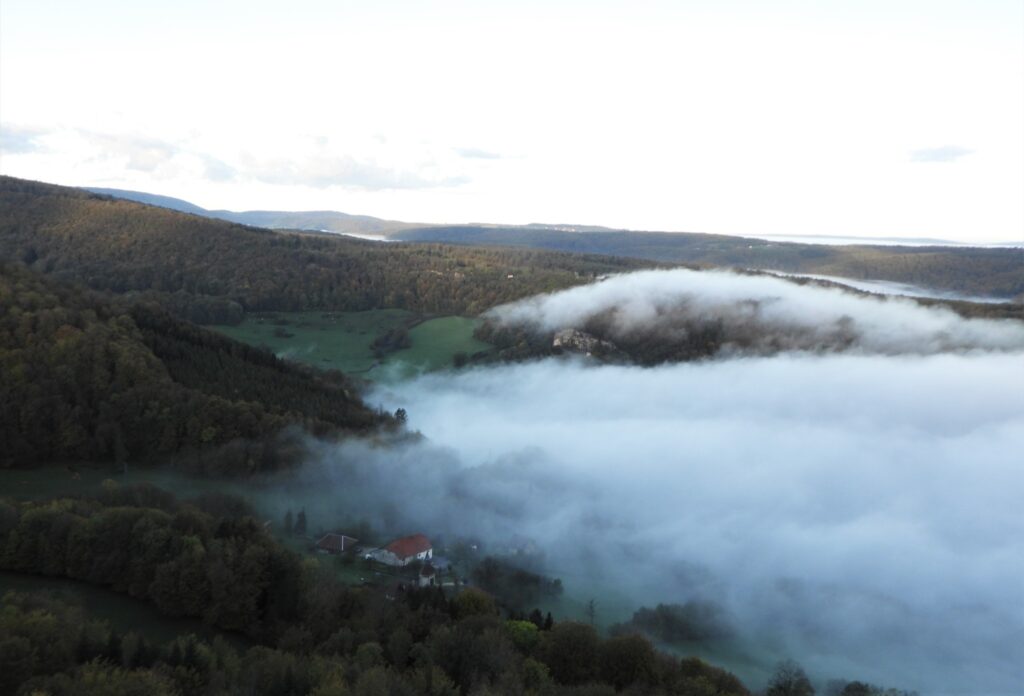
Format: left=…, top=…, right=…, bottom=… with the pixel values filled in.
left=301, top=271, right=1023, bottom=694
left=764, top=271, right=1015, bottom=305
left=487, top=268, right=1024, bottom=355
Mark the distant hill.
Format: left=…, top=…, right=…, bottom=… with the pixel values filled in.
left=86, top=186, right=422, bottom=236
left=86, top=187, right=210, bottom=215
left=0, top=263, right=386, bottom=470
left=390, top=226, right=1024, bottom=300
left=1, top=176, right=653, bottom=322
left=82, top=185, right=1022, bottom=299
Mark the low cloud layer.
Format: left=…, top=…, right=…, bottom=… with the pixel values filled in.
left=765, top=271, right=1014, bottom=305
left=487, top=269, right=1024, bottom=356
left=241, top=153, right=470, bottom=190
left=910, top=146, right=973, bottom=163
left=454, top=146, right=502, bottom=160
left=315, top=350, right=1024, bottom=694
left=0, top=124, right=48, bottom=154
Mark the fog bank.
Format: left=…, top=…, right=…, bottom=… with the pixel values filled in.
left=303, top=350, right=1024, bottom=694
left=487, top=269, right=1024, bottom=355
left=764, top=271, right=1015, bottom=304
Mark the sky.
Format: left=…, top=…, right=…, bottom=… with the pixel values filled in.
left=1, top=0, right=1022, bottom=243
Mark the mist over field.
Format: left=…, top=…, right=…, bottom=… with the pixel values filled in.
left=303, top=272, right=1024, bottom=694
left=487, top=269, right=1024, bottom=355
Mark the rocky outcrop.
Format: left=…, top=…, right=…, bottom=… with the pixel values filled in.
left=552, top=328, right=619, bottom=357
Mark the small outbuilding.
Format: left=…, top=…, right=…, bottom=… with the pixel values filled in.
left=316, top=533, right=359, bottom=555
left=419, top=562, right=437, bottom=587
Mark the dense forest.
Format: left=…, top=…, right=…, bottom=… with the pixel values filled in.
left=391, top=226, right=1024, bottom=299
left=0, top=484, right=761, bottom=695
left=0, top=263, right=386, bottom=470
left=0, top=177, right=654, bottom=324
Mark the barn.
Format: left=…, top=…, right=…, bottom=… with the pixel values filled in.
left=315, top=533, right=359, bottom=554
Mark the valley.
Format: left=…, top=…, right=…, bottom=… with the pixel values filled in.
left=0, top=176, right=1020, bottom=695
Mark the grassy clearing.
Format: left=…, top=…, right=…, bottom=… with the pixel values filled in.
left=210, top=310, right=493, bottom=379
left=378, top=316, right=493, bottom=380
left=211, top=309, right=414, bottom=373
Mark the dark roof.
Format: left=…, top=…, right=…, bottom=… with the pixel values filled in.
left=385, top=534, right=432, bottom=559
left=316, top=533, right=359, bottom=552
left=420, top=562, right=436, bottom=577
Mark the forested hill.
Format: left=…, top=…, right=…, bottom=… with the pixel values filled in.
left=391, top=225, right=1024, bottom=299
left=0, top=177, right=654, bottom=323
left=0, top=263, right=386, bottom=470
left=86, top=185, right=423, bottom=236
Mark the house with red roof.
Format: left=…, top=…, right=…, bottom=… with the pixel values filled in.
left=375, top=534, right=433, bottom=567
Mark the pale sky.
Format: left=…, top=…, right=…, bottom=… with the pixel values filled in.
left=1, top=0, right=1022, bottom=243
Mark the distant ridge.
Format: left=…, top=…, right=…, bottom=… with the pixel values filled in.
left=85, top=186, right=421, bottom=236
left=87, top=187, right=209, bottom=215
left=77, top=182, right=1023, bottom=300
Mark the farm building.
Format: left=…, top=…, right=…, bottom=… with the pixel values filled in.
left=419, top=562, right=437, bottom=587
left=316, top=533, right=359, bottom=554
left=375, top=534, right=433, bottom=567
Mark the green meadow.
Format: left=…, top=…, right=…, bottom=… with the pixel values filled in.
left=211, top=310, right=492, bottom=379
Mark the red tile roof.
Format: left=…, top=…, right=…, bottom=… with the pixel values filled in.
left=385, top=534, right=431, bottom=560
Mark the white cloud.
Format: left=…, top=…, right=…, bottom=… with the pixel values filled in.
left=2, top=1, right=1021, bottom=241
left=910, top=145, right=973, bottom=163
left=335, top=349, right=1024, bottom=693
left=240, top=152, right=469, bottom=190
left=455, top=147, right=502, bottom=160
left=0, top=123, right=46, bottom=154
left=487, top=269, right=1024, bottom=355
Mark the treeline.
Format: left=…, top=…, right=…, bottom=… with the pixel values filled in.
left=0, top=263, right=386, bottom=469
left=470, top=556, right=564, bottom=611
left=0, top=176, right=653, bottom=323
left=393, top=226, right=1024, bottom=300
left=611, top=602, right=733, bottom=643
left=0, top=485, right=755, bottom=695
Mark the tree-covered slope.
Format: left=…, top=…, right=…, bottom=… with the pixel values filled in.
left=0, top=176, right=654, bottom=321
left=392, top=225, right=1024, bottom=299
left=0, top=263, right=385, bottom=469
left=0, top=486, right=756, bottom=695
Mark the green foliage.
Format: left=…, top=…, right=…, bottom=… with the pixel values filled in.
left=451, top=587, right=498, bottom=620
left=0, top=263, right=385, bottom=470
left=540, top=621, right=600, bottom=685
left=0, top=176, right=652, bottom=323
left=611, top=601, right=733, bottom=643
left=767, top=660, right=815, bottom=696
left=677, top=656, right=751, bottom=695
left=0, top=494, right=303, bottom=641
left=0, top=484, right=898, bottom=696
left=394, top=225, right=1024, bottom=299
left=598, top=633, right=657, bottom=690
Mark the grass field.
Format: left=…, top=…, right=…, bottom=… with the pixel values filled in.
left=382, top=316, right=493, bottom=379
left=210, top=310, right=493, bottom=380
left=211, top=310, right=414, bottom=373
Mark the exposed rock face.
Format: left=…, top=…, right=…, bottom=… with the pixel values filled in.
left=552, top=328, right=619, bottom=356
